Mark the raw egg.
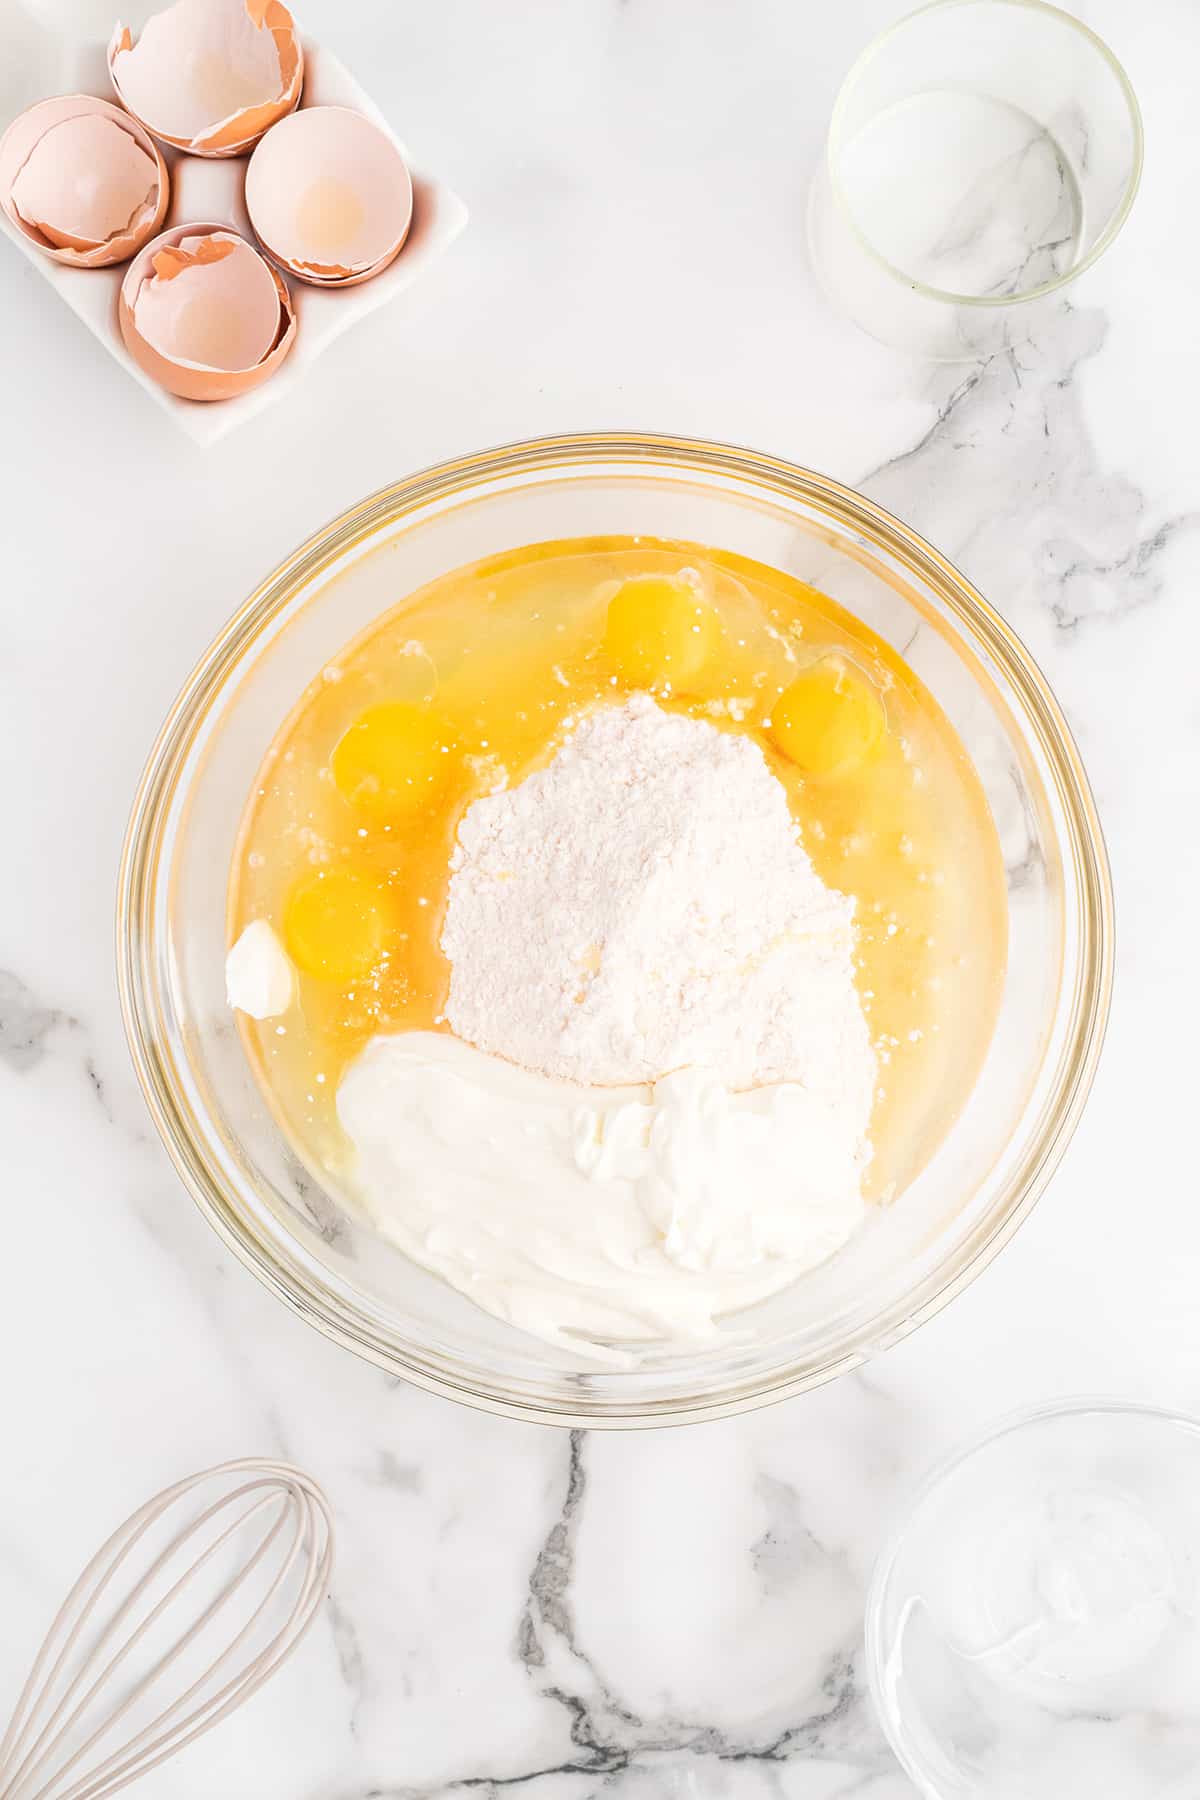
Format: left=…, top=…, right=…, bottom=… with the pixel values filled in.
left=770, top=656, right=885, bottom=777
left=283, top=868, right=394, bottom=981
left=118, top=223, right=296, bottom=400
left=245, top=106, right=413, bottom=286
left=604, top=574, right=715, bottom=690
left=0, top=95, right=168, bottom=268
left=109, top=0, right=303, bottom=158
left=332, top=703, right=449, bottom=822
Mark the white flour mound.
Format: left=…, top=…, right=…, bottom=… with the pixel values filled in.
left=442, top=695, right=876, bottom=1117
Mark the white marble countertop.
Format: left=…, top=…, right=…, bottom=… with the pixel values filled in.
left=2, top=0, right=1199, bottom=1793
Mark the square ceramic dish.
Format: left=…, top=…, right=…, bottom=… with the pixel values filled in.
left=0, top=26, right=468, bottom=444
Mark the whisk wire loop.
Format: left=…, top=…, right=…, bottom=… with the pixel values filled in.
left=0, top=1459, right=334, bottom=1800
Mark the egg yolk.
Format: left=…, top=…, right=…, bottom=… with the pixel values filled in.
left=770, top=657, right=885, bottom=776
left=604, top=575, right=714, bottom=689
left=283, top=868, right=393, bottom=980
left=331, top=703, right=448, bottom=822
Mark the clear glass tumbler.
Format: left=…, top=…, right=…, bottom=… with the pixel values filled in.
left=808, top=0, right=1143, bottom=359
left=868, top=1401, right=1200, bottom=1796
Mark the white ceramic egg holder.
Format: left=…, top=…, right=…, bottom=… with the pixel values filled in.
left=0, top=35, right=469, bottom=444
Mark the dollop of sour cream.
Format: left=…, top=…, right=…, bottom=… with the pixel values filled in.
left=225, top=919, right=294, bottom=1019
left=336, top=1031, right=870, bottom=1357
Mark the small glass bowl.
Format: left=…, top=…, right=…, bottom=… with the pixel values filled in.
left=808, top=0, right=1143, bottom=359
left=117, top=434, right=1112, bottom=1427
left=868, top=1400, right=1200, bottom=1798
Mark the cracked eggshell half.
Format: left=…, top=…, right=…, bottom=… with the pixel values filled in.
left=0, top=95, right=169, bottom=268
left=245, top=105, right=413, bottom=287
left=108, top=0, right=303, bottom=158
left=118, top=223, right=296, bottom=400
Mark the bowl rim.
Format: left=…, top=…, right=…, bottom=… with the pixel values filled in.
left=116, top=430, right=1114, bottom=1429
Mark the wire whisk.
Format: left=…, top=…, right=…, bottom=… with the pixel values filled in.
left=0, top=1458, right=335, bottom=1800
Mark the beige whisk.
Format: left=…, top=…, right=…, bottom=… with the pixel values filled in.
left=0, top=1458, right=335, bottom=1800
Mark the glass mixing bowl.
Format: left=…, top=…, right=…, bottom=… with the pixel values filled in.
left=117, top=433, right=1112, bottom=1427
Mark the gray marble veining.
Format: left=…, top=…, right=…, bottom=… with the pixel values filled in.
left=1, top=0, right=1197, bottom=1796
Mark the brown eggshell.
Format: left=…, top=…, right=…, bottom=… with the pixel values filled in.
left=0, top=95, right=169, bottom=268
left=118, top=222, right=297, bottom=401
left=108, top=0, right=303, bottom=158
left=245, top=104, right=413, bottom=288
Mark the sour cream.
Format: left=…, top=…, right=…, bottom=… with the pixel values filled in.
left=336, top=1031, right=870, bottom=1358
left=225, top=919, right=294, bottom=1019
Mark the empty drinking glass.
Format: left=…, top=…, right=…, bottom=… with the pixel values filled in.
left=809, top=0, right=1143, bottom=358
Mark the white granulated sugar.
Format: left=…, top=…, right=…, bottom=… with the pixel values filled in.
left=442, top=695, right=876, bottom=1116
